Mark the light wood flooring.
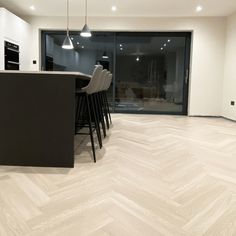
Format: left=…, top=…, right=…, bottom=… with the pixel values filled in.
left=0, top=114, right=236, bottom=236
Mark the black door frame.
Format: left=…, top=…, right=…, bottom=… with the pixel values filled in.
left=113, top=32, right=191, bottom=115
left=41, top=31, right=192, bottom=115
left=183, top=34, right=192, bottom=115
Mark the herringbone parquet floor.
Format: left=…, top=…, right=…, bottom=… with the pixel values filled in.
left=0, top=114, right=236, bottom=236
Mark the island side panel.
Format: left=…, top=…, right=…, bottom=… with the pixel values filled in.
left=0, top=73, right=75, bottom=167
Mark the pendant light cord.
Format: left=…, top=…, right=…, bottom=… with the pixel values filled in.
left=85, top=0, right=88, bottom=24
left=67, top=0, right=69, bottom=35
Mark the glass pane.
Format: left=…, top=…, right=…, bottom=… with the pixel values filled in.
left=115, top=33, right=186, bottom=113
left=44, top=32, right=114, bottom=75
left=42, top=31, right=190, bottom=115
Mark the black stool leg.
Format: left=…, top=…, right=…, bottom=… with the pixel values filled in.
left=98, top=92, right=107, bottom=137
left=75, top=94, right=79, bottom=134
left=85, top=94, right=96, bottom=163
left=75, top=94, right=86, bottom=132
left=95, top=93, right=106, bottom=138
left=90, top=95, right=102, bottom=149
left=102, top=92, right=110, bottom=129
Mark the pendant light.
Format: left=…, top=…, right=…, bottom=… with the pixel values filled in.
left=62, top=0, right=74, bottom=49
left=80, top=0, right=92, bottom=37
left=102, top=51, right=109, bottom=59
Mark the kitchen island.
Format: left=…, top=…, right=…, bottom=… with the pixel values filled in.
left=0, top=71, right=90, bottom=168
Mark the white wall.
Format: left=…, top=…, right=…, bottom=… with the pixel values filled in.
left=222, top=11, right=236, bottom=121
left=0, top=8, right=32, bottom=70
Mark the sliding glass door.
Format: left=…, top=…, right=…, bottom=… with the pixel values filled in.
left=115, top=33, right=190, bottom=114
left=41, top=31, right=191, bottom=115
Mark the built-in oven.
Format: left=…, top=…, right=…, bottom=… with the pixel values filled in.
left=4, top=41, right=20, bottom=70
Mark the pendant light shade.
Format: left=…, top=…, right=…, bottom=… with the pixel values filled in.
left=80, top=24, right=92, bottom=37
left=62, top=0, right=74, bottom=49
left=62, top=33, right=74, bottom=49
left=80, top=0, right=92, bottom=37
left=102, top=51, right=109, bottom=59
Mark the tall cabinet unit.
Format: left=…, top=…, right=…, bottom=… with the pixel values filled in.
left=4, top=41, right=20, bottom=70
left=0, top=8, right=31, bottom=71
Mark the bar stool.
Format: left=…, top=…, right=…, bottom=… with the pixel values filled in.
left=75, top=65, right=103, bottom=162
left=99, top=71, right=111, bottom=129
left=95, top=71, right=113, bottom=130
left=93, top=69, right=108, bottom=138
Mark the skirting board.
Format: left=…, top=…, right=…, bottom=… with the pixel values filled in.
left=189, top=115, right=236, bottom=123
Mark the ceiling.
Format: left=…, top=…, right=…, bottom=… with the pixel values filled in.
left=0, top=0, right=236, bottom=18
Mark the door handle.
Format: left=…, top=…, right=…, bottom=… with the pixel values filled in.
left=185, top=69, right=189, bottom=84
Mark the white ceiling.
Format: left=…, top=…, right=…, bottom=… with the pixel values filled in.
left=0, top=0, right=236, bottom=17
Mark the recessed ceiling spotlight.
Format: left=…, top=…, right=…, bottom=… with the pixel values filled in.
left=120, top=48, right=123, bottom=51
left=164, top=44, right=167, bottom=47
left=30, top=5, right=35, bottom=10
left=136, top=56, right=140, bottom=62
left=77, top=42, right=80, bottom=45
left=111, top=6, right=117, bottom=12
left=161, top=47, right=164, bottom=50
left=81, top=45, right=84, bottom=48
left=71, top=37, right=74, bottom=40
left=196, top=5, right=203, bottom=12
left=120, top=44, right=123, bottom=47
left=167, top=39, right=171, bottom=42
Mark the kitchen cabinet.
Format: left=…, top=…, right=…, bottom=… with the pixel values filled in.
left=0, top=8, right=32, bottom=71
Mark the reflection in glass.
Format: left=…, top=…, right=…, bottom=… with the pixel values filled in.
left=44, top=32, right=114, bottom=75
left=42, top=31, right=190, bottom=114
left=115, top=34, right=186, bottom=113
